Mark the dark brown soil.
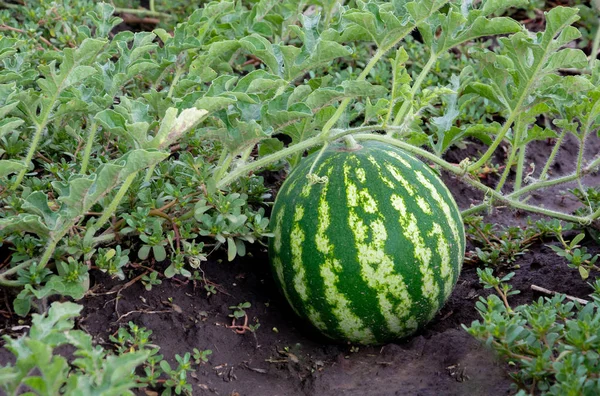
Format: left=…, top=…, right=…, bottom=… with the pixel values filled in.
left=3, top=134, right=598, bottom=395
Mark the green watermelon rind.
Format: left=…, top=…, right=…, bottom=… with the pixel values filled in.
left=269, top=140, right=465, bottom=345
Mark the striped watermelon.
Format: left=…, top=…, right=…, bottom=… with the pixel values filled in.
left=269, top=140, right=465, bottom=344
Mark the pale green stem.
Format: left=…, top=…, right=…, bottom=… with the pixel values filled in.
left=496, top=119, right=522, bottom=193
left=214, top=151, right=233, bottom=183
left=150, top=0, right=155, bottom=13
left=352, top=133, right=463, bottom=175
left=468, top=112, right=516, bottom=173
left=391, top=54, right=438, bottom=127
left=576, top=135, right=586, bottom=177
left=167, top=65, right=184, bottom=99
left=514, top=145, right=526, bottom=192
left=539, top=129, right=567, bottom=181
left=216, top=125, right=395, bottom=189
left=344, top=135, right=360, bottom=149
left=353, top=134, right=589, bottom=223
left=463, top=176, right=587, bottom=223
left=0, top=259, right=34, bottom=285
left=495, top=147, right=516, bottom=193
left=463, top=153, right=600, bottom=217
left=12, top=121, right=46, bottom=189
left=144, top=164, right=156, bottom=184
left=239, top=146, right=254, bottom=164
left=590, top=16, right=600, bottom=69
left=589, top=206, right=600, bottom=222
left=80, top=120, right=98, bottom=174
left=468, top=35, right=556, bottom=173
left=319, top=53, right=385, bottom=137
left=12, top=43, right=104, bottom=189
left=307, top=143, right=329, bottom=175
left=94, top=173, right=137, bottom=231
left=114, top=7, right=172, bottom=18
left=36, top=238, right=60, bottom=269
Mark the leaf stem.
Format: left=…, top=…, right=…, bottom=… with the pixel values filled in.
left=495, top=118, right=522, bottom=193
left=11, top=120, right=47, bottom=190
left=590, top=16, right=600, bottom=70
left=391, top=53, right=438, bottom=127
left=216, top=125, right=400, bottom=189
left=539, top=129, right=566, bottom=181
left=94, top=173, right=138, bottom=231
left=114, top=7, right=173, bottom=19
left=80, top=120, right=98, bottom=174
left=514, top=145, right=526, bottom=192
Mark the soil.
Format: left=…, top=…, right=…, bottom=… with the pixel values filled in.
left=2, top=134, right=598, bottom=396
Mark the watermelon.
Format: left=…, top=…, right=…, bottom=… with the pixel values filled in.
left=269, top=140, right=465, bottom=344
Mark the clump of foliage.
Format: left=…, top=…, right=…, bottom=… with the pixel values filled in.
left=0, top=301, right=212, bottom=395
left=465, top=269, right=600, bottom=395
left=0, top=302, right=149, bottom=394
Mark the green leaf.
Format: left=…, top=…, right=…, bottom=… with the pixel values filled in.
left=138, top=245, right=151, bottom=260
left=274, top=13, right=352, bottom=81
left=227, top=237, right=237, bottom=261
left=419, top=2, right=522, bottom=54
left=305, top=80, right=388, bottom=112
left=0, top=160, right=27, bottom=178
left=336, top=0, right=447, bottom=50
left=239, top=35, right=280, bottom=75
left=579, top=266, right=589, bottom=280
left=258, top=138, right=284, bottom=157
left=521, top=125, right=558, bottom=145
left=29, top=301, right=82, bottom=341
left=570, top=233, right=586, bottom=249
left=153, top=245, right=167, bottom=262
left=149, top=107, right=208, bottom=150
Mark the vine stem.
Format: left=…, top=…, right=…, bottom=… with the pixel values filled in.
left=113, top=7, right=172, bottom=19
left=352, top=134, right=596, bottom=224
left=539, top=129, right=566, bottom=181
left=590, top=16, right=600, bottom=69
left=215, top=125, right=405, bottom=189
left=391, top=54, right=438, bottom=127
left=94, top=173, right=137, bottom=231
left=495, top=118, right=523, bottom=193
left=11, top=119, right=48, bottom=190
left=80, top=120, right=98, bottom=174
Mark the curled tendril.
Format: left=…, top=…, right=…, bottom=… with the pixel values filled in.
left=306, top=173, right=329, bottom=185
left=482, top=188, right=494, bottom=215
left=459, top=158, right=472, bottom=175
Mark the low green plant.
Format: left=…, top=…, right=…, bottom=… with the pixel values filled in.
left=548, top=230, right=600, bottom=280
left=229, top=301, right=252, bottom=320
left=465, top=269, right=600, bottom=395
left=0, top=302, right=149, bottom=395
left=465, top=216, right=557, bottom=267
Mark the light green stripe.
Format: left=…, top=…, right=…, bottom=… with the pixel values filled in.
left=290, top=206, right=308, bottom=301
left=273, top=209, right=285, bottom=253
left=317, top=167, right=375, bottom=343
left=390, top=193, right=439, bottom=314
left=414, top=171, right=462, bottom=264
left=385, top=162, right=416, bottom=195
left=273, top=257, right=300, bottom=315
left=344, top=164, right=413, bottom=336
left=429, top=222, right=453, bottom=299
left=367, top=155, right=395, bottom=188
